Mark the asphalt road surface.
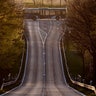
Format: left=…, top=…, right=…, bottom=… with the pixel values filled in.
left=3, top=19, right=84, bottom=96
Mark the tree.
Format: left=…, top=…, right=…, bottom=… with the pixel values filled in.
left=66, top=0, right=96, bottom=84
left=42, top=0, right=43, bottom=6
left=0, top=0, right=24, bottom=87
left=60, top=0, right=61, bottom=7
left=33, top=0, right=36, bottom=5
left=50, top=0, right=53, bottom=7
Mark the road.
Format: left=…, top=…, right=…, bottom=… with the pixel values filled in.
left=3, top=19, right=84, bottom=96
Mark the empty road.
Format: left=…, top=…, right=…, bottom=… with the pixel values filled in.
left=3, top=19, right=84, bottom=96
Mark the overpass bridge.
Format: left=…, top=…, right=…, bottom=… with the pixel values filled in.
left=24, top=8, right=67, bottom=20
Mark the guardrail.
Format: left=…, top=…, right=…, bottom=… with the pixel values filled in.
left=61, top=39, right=96, bottom=94
left=72, top=80, right=96, bottom=94
left=1, top=19, right=29, bottom=90
left=59, top=31, right=85, bottom=96
left=0, top=32, right=29, bottom=96
left=0, top=34, right=25, bottom=90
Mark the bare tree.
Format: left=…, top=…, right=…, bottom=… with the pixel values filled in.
left=41, top=0, right=43, bottom=6
left=60, top=0, right=61, bottom=7
left=33, top=0, right=36, bottom=5
left=50, top=0, right=53, bottom=7
left=66, top=0, right=96, bottom=84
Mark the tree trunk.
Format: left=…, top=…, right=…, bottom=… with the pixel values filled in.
left=92, top=53, right=96, bottom=85
left=81, top=53, right=85, bottom=78
left=0, top=78, right=3, bottom=88
left=33, top=0, right=35, bottom=5
left=51, top=0, right=53, bottom=7
left=0, top=69, right=4, bottom=88
left=60, top=0, right=61, bottom=7
left=42, top=0, right=43, bottom=6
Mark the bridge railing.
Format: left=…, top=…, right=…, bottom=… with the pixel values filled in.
left=23, top=8, right=67, bottom=19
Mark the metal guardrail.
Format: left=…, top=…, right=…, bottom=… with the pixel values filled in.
left=61, top=39, right=96, bottom=94
left=58, top=29, right=85, bottom=96
left=0, top=32, right=29, bottom=96
left=1, top=35, right=25, bottom=90
left=2, top=47, right=25, bottom=87
left=72, top=80, right=96, bottom=94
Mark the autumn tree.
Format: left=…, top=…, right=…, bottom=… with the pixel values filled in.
left=0, top=0, right=24, bottom=87
left=66, top=0, right=96, bottom=84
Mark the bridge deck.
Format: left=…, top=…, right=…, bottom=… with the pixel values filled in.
left=24, top=8, right=66, bottom=20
